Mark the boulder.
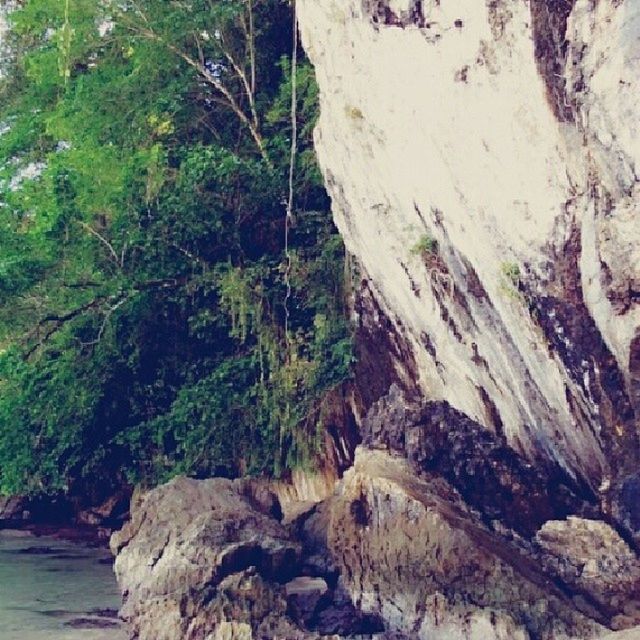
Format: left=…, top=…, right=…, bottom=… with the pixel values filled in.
left=76, top=491, right=131, bottom=529
left=113, top=449, right=640, bottom=640
left=324, top=448, right=606, bottom=640
left=536, top=518, right=640, bottom=628
left=111, top=476, right=303, bottom=640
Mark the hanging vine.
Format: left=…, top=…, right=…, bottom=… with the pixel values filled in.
left=284, top=0, right=298, bottom=352
left=58, top=0, right=73, bottom=84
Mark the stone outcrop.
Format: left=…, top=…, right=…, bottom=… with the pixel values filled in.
left=535, top=518, right=640, bottom=626
left=0, top=490, right=129, bottom=542
left=323, top=448, right=606, bottom=639
left=0, top=495, right=29, bottom=523
left=75, top=491, right=131, bottom=530
left=111, top=475, right=386, bottom=639
left=111, top=477, right=303, bottom=640
left=112, top=448, right=640, bottom=640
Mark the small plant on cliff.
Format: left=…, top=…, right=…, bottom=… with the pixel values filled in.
left=410, top=233, right=438, bottom=258
left=345, top=105, right=364, bottom=121
left=410, top=233, right=453, bottom=299
left=500, top=261, right=523, bottom=299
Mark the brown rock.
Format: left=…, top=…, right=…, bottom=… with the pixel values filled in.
left=0, top=495, right=29, bottom=522
left=324, top=448, right=604, bottom=640
left=536, top=518, right=640, bottom=624
left=110, top=476, right=305, bottom=640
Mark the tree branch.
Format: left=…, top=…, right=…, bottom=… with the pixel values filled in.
left=123, top=21, right=270, bottom=163
left=23, top=277, right=192, bottom=359
left=76, top=220, right=122, bottom=268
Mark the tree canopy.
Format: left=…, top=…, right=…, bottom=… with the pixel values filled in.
left=0, top=0, right=352, bottom=499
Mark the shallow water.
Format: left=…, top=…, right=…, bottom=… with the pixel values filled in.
left=0, top=530, right=126, bottom=640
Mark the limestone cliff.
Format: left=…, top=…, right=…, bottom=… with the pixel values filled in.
left=298, top=0, right=640, bottom=545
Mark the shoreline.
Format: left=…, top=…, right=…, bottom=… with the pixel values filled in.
left=0, top=492, right=130, bottom=548
left=0, top=527, right=126, bottom=640
left=0, top=520, right=116, bottom=548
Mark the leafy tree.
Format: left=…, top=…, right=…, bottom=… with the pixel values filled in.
left=0, top=0, right=353, bottom=497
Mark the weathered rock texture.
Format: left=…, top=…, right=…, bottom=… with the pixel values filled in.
left=113, top=449, right=640, bottom=640
left=297, top=0, right=640, bottom=544
left=324, top=448, right=605, bottom=639
left=0, top=495, right=28, bottom=524
left=111, top=476, right=388, bottom=640
left=296, top=0, right=640, bottom=636
left=111, top=477, right=302, bottom=640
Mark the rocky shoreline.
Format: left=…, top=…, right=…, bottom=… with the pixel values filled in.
left=6, top=447, right=640, bottom=640
left=107, top=446, right=640, bottom=640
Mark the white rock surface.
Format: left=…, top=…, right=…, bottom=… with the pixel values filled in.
left=567, top=0, right=640, bottom=370
left=297, top=0, right=640, bottom=495
left=110, top=3, right=640, bottom=639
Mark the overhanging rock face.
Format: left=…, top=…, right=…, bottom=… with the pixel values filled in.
left=297, top=0, right=640, bottom=542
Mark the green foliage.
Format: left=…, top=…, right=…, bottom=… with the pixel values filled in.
left=410, top=233, right=438, bottom=258
left=0, top=0, right=353, bottom=496
left=345, top=105, right=364, bottom=121
left=500, top=261, right=522, bottom=299
left=501, top=262, right=521, bottom=284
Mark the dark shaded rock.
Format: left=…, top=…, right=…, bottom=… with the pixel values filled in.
left=292, top=502, right=339, bottom=581
left=363, top=386, right=598, bottom=537
left=310, top=580, right=386, bottom=636
left=88, top=607, right=119, bottom=619
left=38, top=609, right=74, bottom=619
left=616, top=474, right=640, bottom=536
left=529, top=0, right=578, bottom=120
left=352, top=280, right=421, bottom=412
left=286, top=576, right=329, bottom=622
left=76, top=490, right=131, bottom=529
left=363, top=0, right=426, bottom=29
left=0, top=496, right=29, bottom=523
left=15, top=546, right=67, bottom=556
left=64, top=616, right=121, bottom=629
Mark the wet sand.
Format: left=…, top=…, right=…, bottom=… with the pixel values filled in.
left=0, top=529, right=126, bottom=640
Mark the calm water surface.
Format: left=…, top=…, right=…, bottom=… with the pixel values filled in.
left=0, top=530, right=125, bottom=640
